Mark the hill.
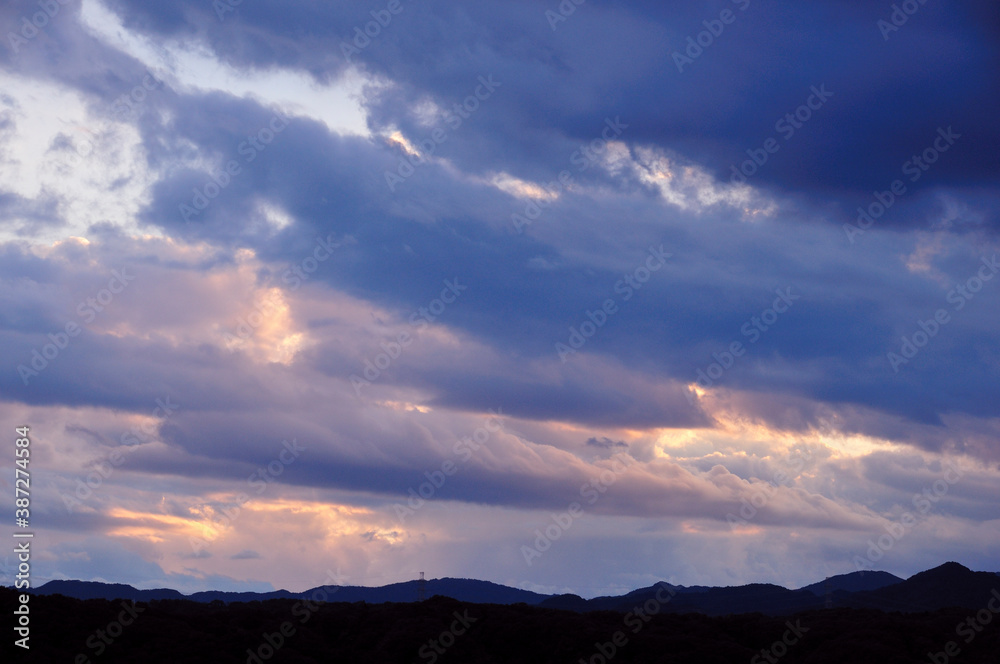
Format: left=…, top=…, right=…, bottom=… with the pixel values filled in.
left=31, top=576, right=548, bottom=606
left=798, top=570, right=903, bottom=595
left=839, top=562, right=1000, bottom=612
left=24, top=563, right=1000, bottom=616
left=33, top=580, right=186, bottom=602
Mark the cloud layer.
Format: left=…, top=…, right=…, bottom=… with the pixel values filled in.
left=0, top=0, right=998, bottom=596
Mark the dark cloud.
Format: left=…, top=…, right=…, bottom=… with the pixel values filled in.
left=90, top=0, right=1000, bottom=224
left=1, top=0, right=998, bottom=592
left=586, top=436, right=628, bottom=449
left=230, top=549, right=261, bottom=560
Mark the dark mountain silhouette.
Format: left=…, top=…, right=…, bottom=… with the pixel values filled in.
left=295, top=577, right=549, bottom=605
left=33, top=579, right=186, bottom=602
left=654, top=583, right=824, bottom=616
left=23, top=563, right=999, bottom=616
left=31, top=576, right=548, bottom=606
left=187, top=589, right=298, bottom=603
left=551, top=581, right=827, bottom=616
left=798, top=570, right=903, bottom=595
left=537, top=592, right=591, bottom=611
left=838, top=562, right=1000, bottom=612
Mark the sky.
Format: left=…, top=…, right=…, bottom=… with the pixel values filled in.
left=0, top=0, right=998, bottom=598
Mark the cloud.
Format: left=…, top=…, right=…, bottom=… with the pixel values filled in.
left=586, top=437, right=628, bottom=449
left=1, top=0, right=998, bottom=596
left=230, top=549, right=261, bottom=560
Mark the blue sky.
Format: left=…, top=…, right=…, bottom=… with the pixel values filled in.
left=0, top=0, right=998, bottom=596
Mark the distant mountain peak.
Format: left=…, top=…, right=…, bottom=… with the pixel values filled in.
left=799, top=570, right=903, bottom=596
left=910, top=561, right=973, bottom=580
left=36, top=579, right=186, bottom=601
left=24, top=562, right=993, bottom=616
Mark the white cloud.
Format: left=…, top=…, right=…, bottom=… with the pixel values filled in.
left=79, top=0, right=372, bottom=138
left=0, top=71, right=155, bottom=244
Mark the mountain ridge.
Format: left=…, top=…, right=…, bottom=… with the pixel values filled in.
left=18, top=563, right=1000, bottom=616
